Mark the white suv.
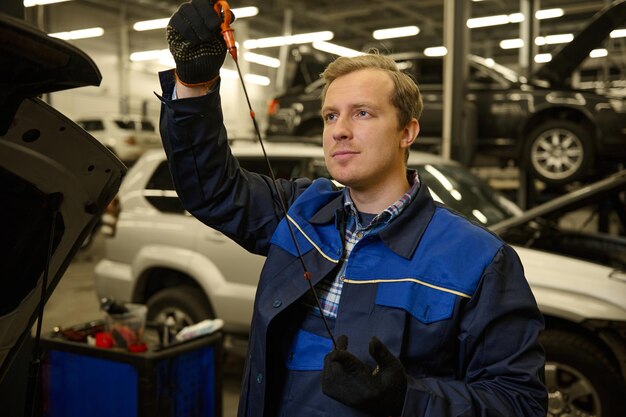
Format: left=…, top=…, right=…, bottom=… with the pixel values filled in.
left=75, top=115, right=162, bottom=165
left=94, top=141, right=626, bottom=417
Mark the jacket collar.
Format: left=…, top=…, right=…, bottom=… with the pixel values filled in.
left=308, top=173, right=436, bottom=259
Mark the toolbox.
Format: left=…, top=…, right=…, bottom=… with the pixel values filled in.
left=40, top=329, right=223, bottom=417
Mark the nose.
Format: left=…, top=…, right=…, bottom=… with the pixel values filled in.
left=330, top=115, right=352, bottom=141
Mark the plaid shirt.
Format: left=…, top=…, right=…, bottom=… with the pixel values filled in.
left=304, top=171, right=420, bottom=319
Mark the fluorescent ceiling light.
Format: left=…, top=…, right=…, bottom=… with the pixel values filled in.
left=534, top=53, right=552, bottom=63
left=372, top=26, right=420, bottom=40
left=130, top=49, right=170, bottom=61
left=312, top=41, right=364, bottom=57
left=424, top=46, right=447, bottom=57
left=232, top=6, right=259, bottom=18
left=467, top=10, right=560, bottom=28
left=49, top=27, right=104, bottom=40
left=133, top=18, right=169, bottom=32
left=536, top=8, right=564, bottom=20
left=244, top=31, right=333, bottom=49
left=24, top=0, right=71, bottom=6
left=243, top=74, right=270, bottom=86
left=133, top=7, right=258, bottom=32
left=535, top=33, right=573, bottom=46
left=467, top=14, right=509, bottom=28
left=243, top=52, right=280, bottom=68
left=159, top=55, right=175, bottom=68
left=500, top=38, right=524, bottom=49
left=589, top=48, right=608, bottom=58
left=467, top=13, right=524, bottom=29
left=610, top=29, right=626, bottom=38
left=220, top=69, right=270, bottom=86
left=501, top=34, right=573, bottom=50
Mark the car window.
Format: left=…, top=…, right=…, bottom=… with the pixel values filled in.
left=78, top=119, right=104, bottom=131
left=114, top=120, right=136, bottom=130
left=413, top=163, right=518, bottom=226
left=144, top=157, right=324, bottom=214
left=238, top=157, right=306, bottom=179
left=141, top=120, right=156, bottom=132
left=145, top=161, right=185, bottom=213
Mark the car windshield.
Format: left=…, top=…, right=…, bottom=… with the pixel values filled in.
left=413, top=163, right=520, bottom=226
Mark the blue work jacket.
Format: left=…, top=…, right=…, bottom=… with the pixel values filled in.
left=158, top=71, right=547, bottom=417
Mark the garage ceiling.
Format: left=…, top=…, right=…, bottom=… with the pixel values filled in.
left=25, top=0, right=626, bottom=82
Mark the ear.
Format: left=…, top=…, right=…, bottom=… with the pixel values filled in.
left=400, top=118, right=420, bottom=150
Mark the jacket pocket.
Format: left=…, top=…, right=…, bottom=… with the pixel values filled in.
left=285, top=329, right=333, bottom=371
left=375, top=281, right=457, bottom=324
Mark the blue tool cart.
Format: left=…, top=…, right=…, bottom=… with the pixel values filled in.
left=40, top=330, right=223, bottom=417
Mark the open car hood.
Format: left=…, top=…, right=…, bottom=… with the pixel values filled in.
left=534, top=0, right=626, bottom=87
left=0, top=13, right=126, bottom=383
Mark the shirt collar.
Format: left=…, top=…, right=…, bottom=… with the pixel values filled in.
left=342, top=170, right=420, bottom=229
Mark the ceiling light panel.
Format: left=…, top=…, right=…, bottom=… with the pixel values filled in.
left=312, top=41, right=364, bottom=57
left=244, top=31, right=333, bottom=49
left=48, top=27, right=104, bottom=40
left=243, top=52, right=281, bottom=68
left=24, top=0, right=71, bottom=6
left=372, top=26, right=420, bottom=40
left=133, top=7, right=258, bottom=31
left=424, top=46, right=447, bottom=57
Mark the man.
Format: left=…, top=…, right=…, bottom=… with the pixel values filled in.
left=158, top=1, right=548, bottom=416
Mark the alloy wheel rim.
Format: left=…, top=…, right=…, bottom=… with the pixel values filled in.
left=531, top=128, right=584, bottom=180
left=545, top=361, right=601, bottom=417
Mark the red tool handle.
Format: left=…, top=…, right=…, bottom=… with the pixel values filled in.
left=213, top=0, right=237, bottom=61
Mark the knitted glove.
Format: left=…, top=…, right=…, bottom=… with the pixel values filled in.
left=322, top=335, right=407, bottom=416
left=167, top=0, right=233, bottom=85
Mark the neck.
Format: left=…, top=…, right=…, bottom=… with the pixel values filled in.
left=348, top=172, right=410, bottom=214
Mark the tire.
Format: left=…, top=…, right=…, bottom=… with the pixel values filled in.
left=524, top=121, right=594, bottom=185
left=541, top=329, right=626, bottom=417
left=146, top=286, right=214, bottom=332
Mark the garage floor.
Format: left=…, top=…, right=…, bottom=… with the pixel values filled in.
left=40, top=232, right=243, bottom=417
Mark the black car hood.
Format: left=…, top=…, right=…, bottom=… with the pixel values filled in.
left=0, top=13, right=102, bottom=135
left=535, top=0, right=626, bottom=87
left=0, top=13, right=126, bottom=382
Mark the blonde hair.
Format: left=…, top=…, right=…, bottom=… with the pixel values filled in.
left=320, top=52, right=423, bottom=129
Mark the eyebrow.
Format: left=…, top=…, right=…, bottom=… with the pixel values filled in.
left=321, top=102, right=380, bottom=114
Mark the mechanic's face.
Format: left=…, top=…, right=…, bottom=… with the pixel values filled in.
left=322, top=69, right=416, bottom=192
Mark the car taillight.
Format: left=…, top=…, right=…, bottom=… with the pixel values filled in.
left=267, top=99, right=279, bottom=116
left=101, top=195, right=121, bottom=237
left=124, top=135, right=137, bottom=145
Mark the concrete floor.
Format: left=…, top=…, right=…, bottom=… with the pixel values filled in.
left=40, top=232, right=243, bottom=417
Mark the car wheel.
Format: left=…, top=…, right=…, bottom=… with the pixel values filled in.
left=525, top=121, right=594, bottom=185
left=541, top=329, right=626, bottom=417
left=146, top=286, right=214, bottom=332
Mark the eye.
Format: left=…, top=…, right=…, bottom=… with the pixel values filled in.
left=324, top=113, right=337, bottom=122
left=356, top=110, right=370, bottom=118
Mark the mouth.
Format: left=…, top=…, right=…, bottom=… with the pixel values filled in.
left=331, top=150, right=359, bottom=158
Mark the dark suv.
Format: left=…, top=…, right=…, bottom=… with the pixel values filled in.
left=267, top=2, right=626, bottom=186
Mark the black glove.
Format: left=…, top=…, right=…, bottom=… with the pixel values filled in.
left=167, top=0, right=233, bottom=84
left=322, top=335, right=407, bottom=416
